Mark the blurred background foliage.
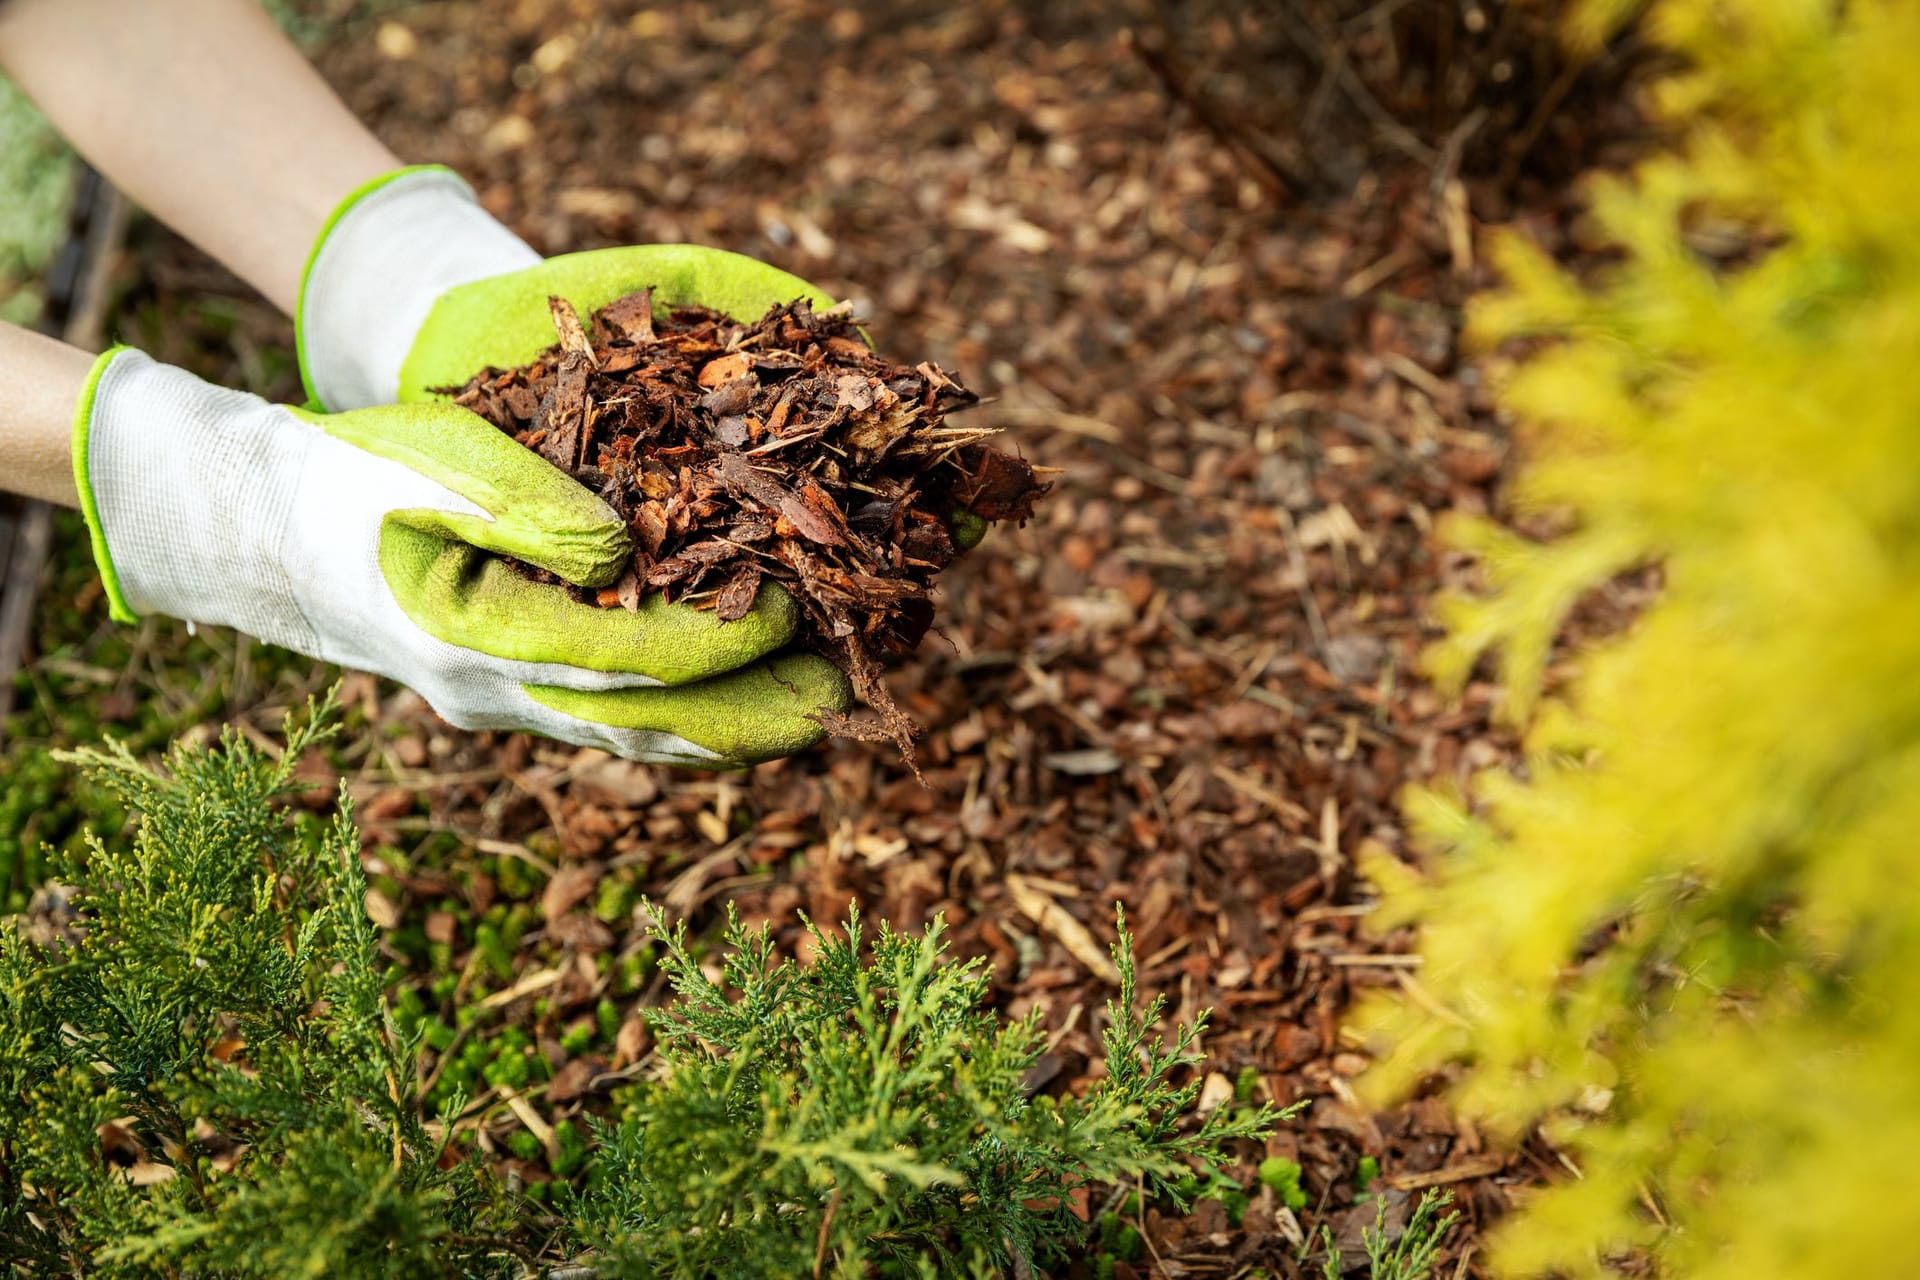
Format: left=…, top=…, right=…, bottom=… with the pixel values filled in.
left=0, top=77, right=73, bottom=325
left=1362, top=0, right=1920, bottom=1275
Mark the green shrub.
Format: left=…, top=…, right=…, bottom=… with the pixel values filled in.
left=1361, top=1, right=1920, bottom=1276
left=570, top=901, right=1279, bottom=1277
left=0, top=698, right=1277, bottom=1275
left=0, top=694, right=515, bottom=1275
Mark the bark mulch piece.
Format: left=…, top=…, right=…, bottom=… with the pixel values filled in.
left=442, top=292, right=1047, bottom=766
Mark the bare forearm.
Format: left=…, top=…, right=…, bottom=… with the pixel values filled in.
left=0, top=0, right=400, bottom=314
left=0, top=322, right=94, bottom=505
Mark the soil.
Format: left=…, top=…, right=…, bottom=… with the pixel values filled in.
left=443, top=291, right=1046, bottom=761
left=21, top=1, right=1661, bottom=1274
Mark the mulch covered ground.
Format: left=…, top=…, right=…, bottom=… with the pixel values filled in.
left=52, top=1, right=1653, bottom=1272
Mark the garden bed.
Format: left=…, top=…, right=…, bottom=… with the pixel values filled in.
left=2, top=1, right=1651, bottom=1272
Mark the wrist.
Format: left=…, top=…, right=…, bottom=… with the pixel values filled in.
left=297, top=166, right=538, bottom=412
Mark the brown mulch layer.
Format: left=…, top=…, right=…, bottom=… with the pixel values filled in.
left=444, top=292, right=1045, bottom=759
left=103, top=1, right=1654, bottom=1273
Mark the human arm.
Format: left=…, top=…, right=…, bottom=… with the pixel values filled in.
left=0, top=0, right=400, bottom=314
left=0, top=321, right=92, bottom=505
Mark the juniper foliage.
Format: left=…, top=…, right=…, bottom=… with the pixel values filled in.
left=0, top=695, right=512, bottom=1277
left=570, top=902, right=1279, bottom=1277
left=1, top=701, right=1280, bottom=1277
left=1318, top=1192, right=1460, bottom=1280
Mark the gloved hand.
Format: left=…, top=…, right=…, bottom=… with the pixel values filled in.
left=70, top=346, right=849, bottom=768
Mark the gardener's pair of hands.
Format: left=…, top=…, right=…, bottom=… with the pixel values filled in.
left=75, top=168, right=850, bottom=767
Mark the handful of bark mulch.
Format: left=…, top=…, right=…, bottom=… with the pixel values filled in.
left=440, top=289, right=1049, bottom=766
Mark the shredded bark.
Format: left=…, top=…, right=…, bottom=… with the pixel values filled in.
left=439, top=292, right=1048, bottom=765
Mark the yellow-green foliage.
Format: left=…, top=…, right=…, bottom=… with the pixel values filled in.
left=1358, top=1, right=1920, bottom=1276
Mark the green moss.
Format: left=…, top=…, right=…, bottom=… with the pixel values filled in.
left=502, top=904, right=534, bottom=949
left=473, top=923, right=513, bottom=982
left=593, top=873, right=635, bottom=924
left=560, top=1021, right=595, bottom=1057
left=484, top=1047, right=533, bottom=1091
left=611, top=947, right=655, bottom=996
left=495, top=855, right=540, bottom=901
left=552, top=1120, right=590, bottom=1178
left=1258, top=1156, right=1308, bottom=1212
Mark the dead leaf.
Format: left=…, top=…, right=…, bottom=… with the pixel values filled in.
left=548, top=1055, right=604, bottom=1104
left=363, top=887, right=399, bottom=930
left=613, top=1014, right=650, bottom=1068
left=547, top=913, right=615, bottom=951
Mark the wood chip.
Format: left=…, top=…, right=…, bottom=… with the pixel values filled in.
left=547, top=295, right=594, bottom=360
left=1384, top=1153, right=1507, bottom=1192
left=438, top=291, right=1050, bottom=770
left=1007, top=874, right=1121, bottom=983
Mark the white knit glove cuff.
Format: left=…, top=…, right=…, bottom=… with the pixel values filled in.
left=78, top=348, right=320, bottom=649
left=297, top=166, right=539, bottom=411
